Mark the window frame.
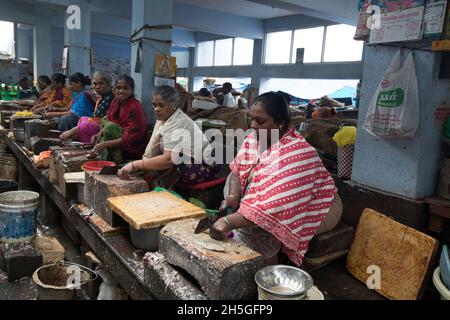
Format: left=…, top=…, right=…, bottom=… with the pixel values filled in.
left=196, top=37, right=254, bottom=67
left=263, top=24, right=362, bottom=65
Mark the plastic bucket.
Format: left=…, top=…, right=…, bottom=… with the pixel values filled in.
left=0, top=191, right=39, bottom=243
left=0, top=180, right=18, bottom=193
left=433, top=268, right=450, bottom=300
left=32, top=262, right=96, bottom=300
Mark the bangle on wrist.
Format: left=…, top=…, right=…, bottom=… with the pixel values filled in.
left=226, top=195, right=238, bottom=199
left=131, top=161, right=136, bottom=171
left=223, top=216, right=234, bottom=230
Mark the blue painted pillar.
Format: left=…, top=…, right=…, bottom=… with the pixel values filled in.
left=352, top=45, right=450, bottom=199
left=187, top=46, right=195, bottom=93
left=33, top=12, right=52, bottom=80
left=131, top=0, right=174, bottom=126
left=64, top=1, right=91, bottom=76
left=250, top=39, right=263, bottom=90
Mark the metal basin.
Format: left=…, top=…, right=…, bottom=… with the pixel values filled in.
left=129, top=225, right=162, bottom=252
left=255, top=265, right=313, bottom=300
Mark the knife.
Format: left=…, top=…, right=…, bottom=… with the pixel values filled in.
left=99, top=166, right=120, bottom=175
left=194, top=207, right=234, bottom=234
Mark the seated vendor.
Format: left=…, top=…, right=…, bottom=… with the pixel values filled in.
left=31, top=73, right=72, bottom=114
left=88, top=75, right=150, bottom=164
left=44, top=72, right=95, bottom=131
left=118, top=85, right=220, bottom=188
left=209, top=92, right=336, bottom=267
left=59, top=71, right=114, bottom=144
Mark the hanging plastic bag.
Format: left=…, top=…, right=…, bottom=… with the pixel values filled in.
left=364, top=50, right=420, bottom=138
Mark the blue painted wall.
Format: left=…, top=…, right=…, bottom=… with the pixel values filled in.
left=352, top=45, right=450, bottom=199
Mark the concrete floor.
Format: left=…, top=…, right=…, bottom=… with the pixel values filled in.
left=0, top=224, right=90, bottom=300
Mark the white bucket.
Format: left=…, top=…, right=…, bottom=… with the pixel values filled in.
left=433, top=268, right=450, bottom=300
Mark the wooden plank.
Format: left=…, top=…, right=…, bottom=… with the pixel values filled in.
left=107, top=191, right=206, bottom=230
left=424, top=196, right=450, bottom=208
left=432, top=40, right=450, bottom=51
left=346, top=209, right=439, bottom=300
left=429, top=204, right=450, bottom=219
left=77, top=205, right=124, bottom=237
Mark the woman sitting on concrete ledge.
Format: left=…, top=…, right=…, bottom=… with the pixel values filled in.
left=88, top=75, right=149, bottom=164
left=210, top=92, right=336, bottom=267
left=118, top=85, right=220, bottom=188
left=59, top=71, right=114, bottom=144
left=44, top=72, right=95, bottom=132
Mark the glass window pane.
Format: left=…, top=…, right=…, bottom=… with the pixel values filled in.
left=214, top=38, right=233, bottom=66
left=233, top=38, right=254, bottom=65
left=292, top=27, right=324, bottom=63
left=264, top=31, right=292, bottom=64
left=0, top=21, right=15, bottom=57
left=324, top=24, right=363, bottom=62
left=197, top=41, right=214, bottom=67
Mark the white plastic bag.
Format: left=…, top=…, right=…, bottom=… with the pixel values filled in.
left=364, top=50, right=419, bottom=138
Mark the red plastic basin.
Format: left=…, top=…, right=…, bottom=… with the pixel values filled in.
left=81, top=161, right=116, bottom=173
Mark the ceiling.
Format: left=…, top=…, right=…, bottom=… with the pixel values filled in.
left=175, top=0, right=297, bottom=19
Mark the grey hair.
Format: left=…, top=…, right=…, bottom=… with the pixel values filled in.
left=92, top=71, right=112, bottom=87
left=154, top=85, right=180, bottom=108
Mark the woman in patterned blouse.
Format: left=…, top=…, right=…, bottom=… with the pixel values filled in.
left=60, top=71, right=114, bottom=144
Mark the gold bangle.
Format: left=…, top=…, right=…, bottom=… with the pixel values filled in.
left=131, top=161, right=136, bottom=171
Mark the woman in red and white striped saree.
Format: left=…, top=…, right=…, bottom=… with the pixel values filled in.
left=211, top=92, right=336, bottom=266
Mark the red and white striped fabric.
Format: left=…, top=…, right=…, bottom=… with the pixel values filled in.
left=230, top=128, right=336, bottom=266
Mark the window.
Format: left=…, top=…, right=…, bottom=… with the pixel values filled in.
left=233, top=38, right=254, bottom=65
left=292, top=27, right=324, bottom=63
left=172, top=50, right=189, bottom=68
left=324, top=24, right=363, bottom=62
left=0, top=21, right=14, bottom=59
left=264, top=31, right=292, bottom=64
left=197, top=38, right=254, bottom=67
left=214, top=39, right=233, bottom=66
left=197, top=41, right=214, bottom=67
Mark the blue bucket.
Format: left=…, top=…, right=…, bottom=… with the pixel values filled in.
left=0, top=191, right=39, bottom=243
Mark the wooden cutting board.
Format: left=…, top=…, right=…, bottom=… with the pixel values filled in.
left=346, top=209, right=439, bottom=300
left=107, top=191, right=206, bottom=230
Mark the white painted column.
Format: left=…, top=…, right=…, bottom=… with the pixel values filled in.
left=33, top=15, right=52, bottom=80
left=64, top=1, right=91, bottom=76
left=131, top=0, right=174, bottom=126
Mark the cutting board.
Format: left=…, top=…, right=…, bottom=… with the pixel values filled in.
left=107, top=191, right=206, bottom=230
left=346, top=209, right=439, bottom=300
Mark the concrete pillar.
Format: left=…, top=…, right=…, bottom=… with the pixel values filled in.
left=64, top=1, right=91, bottom=76
left=250, top=39, right=263, bottom=91
left=33, top=16, right=52, bottom=80
left=187, top=47, right=195, bottom=93
left=131, top=0, right=174, bottom=126
left=351, top=45, right=449, bottom=199
left=13, top=23, right=18, bottom=64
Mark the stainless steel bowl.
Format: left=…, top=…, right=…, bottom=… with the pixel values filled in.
left=255, top=265, right=313, bottom=300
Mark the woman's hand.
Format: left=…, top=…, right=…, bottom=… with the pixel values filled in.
left=210, top=217, right=233, bottom=241
left=118, top=163, right=135, bottom=180
left=59, top=131, right=72, bottom=141
left=219, top=196, right=240, bottom=214
left=87, top=142, right=107, bottom=159
left=91, top=133, right=101, bottom=145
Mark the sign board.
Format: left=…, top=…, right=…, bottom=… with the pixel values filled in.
left=369, top=6, right=425, bottom=44
left=154, top=54, right=176, bottom=88
left=423, top=0, right=448, bottom=38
